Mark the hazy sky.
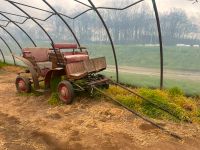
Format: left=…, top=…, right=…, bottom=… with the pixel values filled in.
left=0, top=0, right=199, bottom=18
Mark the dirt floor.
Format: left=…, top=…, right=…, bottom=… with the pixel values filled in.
left=0, top=67, right=200, bottom=150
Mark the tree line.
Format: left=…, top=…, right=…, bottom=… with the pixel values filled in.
left=1, top=1, right=200, bottom=46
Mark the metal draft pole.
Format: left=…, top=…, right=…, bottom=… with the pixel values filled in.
left=88, top=0, right=119, bottom=82
left=43, top=0, right=81, bottom=47
left=0, top=13, right=37, bottom=47
left=0, top=36, right=16, bottom=65
left=0, top=48, right=5, bottom=63
left=152, top=0, right=164, bottom=89
left=6, top=0, right=60, bottom=63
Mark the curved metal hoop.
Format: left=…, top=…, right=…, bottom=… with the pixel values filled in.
left=0, top=48, right=6, bottom=63
left=152, top=0, right=163, bottom=89
left=88, top=0, right=119, bottom=82
left=6, top=0, right=61, bottom=63
left=0, top=36, right=16, bottom=65
left=0, top=12, right=37, bottom=47
left=0, top=26, right=23, bottom=53
left=43, top=0, right=81, bottom=47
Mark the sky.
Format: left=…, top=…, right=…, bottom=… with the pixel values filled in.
left=0, top=0, right=199, bottom=22
left=0, top=0, right=199, bottom=14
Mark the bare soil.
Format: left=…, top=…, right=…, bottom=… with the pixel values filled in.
left=0, top=67, right=200, bottom=150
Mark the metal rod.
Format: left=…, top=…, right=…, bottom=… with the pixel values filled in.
left=96, top=0, right=145, bottom=10
left=0, top=26, right=23, bottom=52
left=0, top=36, right=16, bottom=65
left=74, top=0, right=92, bottom=8
left=0, top=10, right=28, bottom=19
left=5, top=0, right=73, bottom=20
left=0, top=22, right=9, bottom=27
left=72, top=9, right=92, bottom=19
left=4, top=0, right=73, bottom=19
left=5, top=0, right=53, bottom=13
left=93, top=86, right=182, bottom=141
left=43, top=0, right=81, bottom=47
left=152, top=0, right=164, bottom=90
left=0, top=10, right=55, bottom=22
left=0, top=18, right=27, bottom=24
left=88, top=0, right=119, bottom=82
left=0, top=19, right=9, bottom=22
left=110, top=80, right=192, bottom=123
left=7, top=0, right=60, bottom=64
left=0, top=48, right=6, bottom=63
left=3, top=0, right=144, bottom=21
left=0, top=13, right=37, bottom=47
left=73, top=0, right=144, bottom=19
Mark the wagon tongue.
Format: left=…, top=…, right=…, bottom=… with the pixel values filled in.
left=88, top=78, right=109, bottom=86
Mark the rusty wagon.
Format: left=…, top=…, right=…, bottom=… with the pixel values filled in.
left=15, top=43, right=109, bottom=104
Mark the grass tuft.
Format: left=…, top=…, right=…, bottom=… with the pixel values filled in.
left=48, top=92, right=62, bottom=105
left=168, top=87, right=184, bottom=97
left=0, top=61, right=9, bottom=68
left=50, top=76, right=62, bottom=92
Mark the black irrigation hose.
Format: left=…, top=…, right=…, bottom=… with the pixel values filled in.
left=109, top=80, right=192, bottom=123
left=93, top=86, right=182, bottom=141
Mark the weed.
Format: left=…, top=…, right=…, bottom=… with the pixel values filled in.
left=50, top=76, right=62, bottom=92
left=0, top=61, right=9, bottom=68
left=48, top=92, right=62, bottom=106
left=168, top=87, right=184, bottom=97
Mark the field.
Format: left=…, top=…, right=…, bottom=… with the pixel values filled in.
left=0, top=44, right=200, bottom=95
left=86, top=45, right=200, bottom=71
left=87, top=45, right=200, bottom=95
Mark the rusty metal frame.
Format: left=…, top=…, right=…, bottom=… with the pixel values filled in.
left=1, top=0, right=164, bottom=89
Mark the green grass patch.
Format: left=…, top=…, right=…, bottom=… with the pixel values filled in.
left=103, top=71, right=200, bottom=96
left=106, top=85, right=200, bottom=123
left=0, top=61, right=10, bottom=68
left=50, top=76, right=62, bottom=92
left=47, top=76, right=62, bottom=105
left=48, top=92, right=62, bottom=106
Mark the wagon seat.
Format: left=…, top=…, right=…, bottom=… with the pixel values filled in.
left=53, top=43, right=89, bottom=79
left=53, top=43, right=89, bottom=63
left=22, top=47, right=52, bottom=77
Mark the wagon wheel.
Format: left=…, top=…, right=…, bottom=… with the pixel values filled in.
left=57, top=80, right=74, bottom=104
left=15, top=76, right=31, bottom=93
